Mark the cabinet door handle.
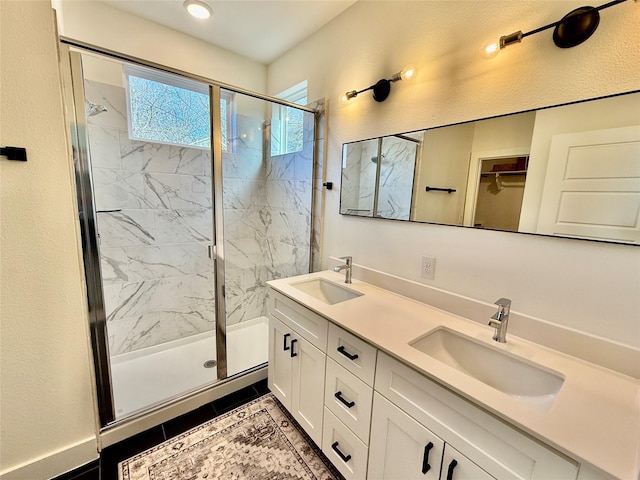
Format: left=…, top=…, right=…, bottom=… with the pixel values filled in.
left=334, top=391, right=355, bottom=408
left=331, top=441, right=352, bottom=463
left=446, top=459, right=458, bottom=480
left=337, top=345, right=359, bottom=361
left=283, top=333, right=290, bottom=351
left=290, top=338, right=298, bottom=358
left=421, top=442, right=434, bottom=474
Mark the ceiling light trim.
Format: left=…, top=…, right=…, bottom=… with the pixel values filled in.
left=184, top=0, right=212, bottom=20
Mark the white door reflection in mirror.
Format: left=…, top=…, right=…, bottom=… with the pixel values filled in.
left=537, top=126, right=640, bottom=243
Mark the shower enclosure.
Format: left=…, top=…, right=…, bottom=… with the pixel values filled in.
left=62, top=45, right=318, bottom=427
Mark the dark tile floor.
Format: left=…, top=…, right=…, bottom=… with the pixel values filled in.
left=54, top=379, right=268, bottom=480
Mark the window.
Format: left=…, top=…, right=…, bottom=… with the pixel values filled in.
left=271, top=80, right=307, bottom=156
left=124, top=64, right=233, bottom=150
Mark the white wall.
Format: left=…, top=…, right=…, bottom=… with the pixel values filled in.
left=53, top=0, right=267, bottom=94
left=0, top=2, right=98, bottom=478
left=268, top=0, right=640, bottom=349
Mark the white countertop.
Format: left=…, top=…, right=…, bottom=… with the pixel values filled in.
left=268, top=270, right=640, bottom=480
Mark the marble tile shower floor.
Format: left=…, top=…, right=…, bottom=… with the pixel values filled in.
left=111, top=317, right=268, bottom=418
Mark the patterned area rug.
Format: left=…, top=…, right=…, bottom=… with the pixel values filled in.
left=119, top=393, right=343, bottom=480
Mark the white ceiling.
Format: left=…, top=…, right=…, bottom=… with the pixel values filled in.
left=100, top=0, right=356, bottom=64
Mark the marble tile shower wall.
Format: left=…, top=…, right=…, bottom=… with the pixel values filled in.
left=341, top=136, right=416, bottom=219
left=85, top=79, right=317, bottom=353
left=223, top=111, right=314, bottom=325
left=377, top=136, right=418, bottom=220
left=341, top=140, right=377, bottom=216
left=85, top=79, right=215, bottom=355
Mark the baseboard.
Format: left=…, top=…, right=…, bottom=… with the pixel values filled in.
left=0, top=436, right=97, bottom=480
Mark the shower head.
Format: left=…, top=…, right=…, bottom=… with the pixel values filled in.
left=371, top=153, right=386, bottom=164
left=86, top=101, right=107, bottom=117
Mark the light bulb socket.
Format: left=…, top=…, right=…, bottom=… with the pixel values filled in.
left=499, top=31, right=523, bottom=48
left=344, top=90, right=358, bottom=101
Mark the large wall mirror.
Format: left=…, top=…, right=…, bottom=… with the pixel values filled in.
left=340, top=91, right=640, bottom=244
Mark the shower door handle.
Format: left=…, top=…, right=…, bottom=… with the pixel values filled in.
left=208, top=244, right=216, bottom=260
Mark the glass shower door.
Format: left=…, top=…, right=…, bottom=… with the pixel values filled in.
left=75, top=51, right=219, bottom=419
left=219, top=89, right=316, bottom=376
left=66, top=46, right=317, bottom=426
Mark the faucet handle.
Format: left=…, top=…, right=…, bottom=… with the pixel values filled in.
left=338, top=255, right=352, bottom=263
left=494, top=297, right=511, bottom=310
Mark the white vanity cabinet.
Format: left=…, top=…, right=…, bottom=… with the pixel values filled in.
left=267, top=285, right=581, bottom=480
left=267, top=292, right=328, bottom=445
left=374, top=353, right=579, bottom=480
left=368, top=392, right=496, bottom=480
left=440, top=445, right=495, bottom=480
left=368, top=393, right=445, bottom=480
left=322, top=323, right=378, bottom=480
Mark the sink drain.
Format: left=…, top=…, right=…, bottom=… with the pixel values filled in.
left=203, top=360, right=217, bottom=368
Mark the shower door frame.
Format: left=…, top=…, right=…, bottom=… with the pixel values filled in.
left=60, top=40, right=319, bottom=429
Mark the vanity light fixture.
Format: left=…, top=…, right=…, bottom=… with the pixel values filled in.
left=184, top=0, right=212, bottom=19
left=482, top=0, right=628, bottom=58
left=341, top=65, right=416, bottom=103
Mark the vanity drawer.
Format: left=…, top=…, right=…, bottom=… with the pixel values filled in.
left=327, top=323, right=377, bottom=386
left=375, top=353, right=578, bottom=480
left=324, top=358, right=373, bottom=444
left=268, top=289, right=328, bottom=351
left=322, top=408, right=368, bottom=480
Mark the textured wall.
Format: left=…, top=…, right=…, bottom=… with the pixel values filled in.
left=0, top=2, right=98, bottom=477
left=53, top=0, right=266, bottom=94
left=268, top=0, right=640, bottom=348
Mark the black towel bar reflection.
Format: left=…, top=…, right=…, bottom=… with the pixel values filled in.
left=425, top=186, right=456, bottom=193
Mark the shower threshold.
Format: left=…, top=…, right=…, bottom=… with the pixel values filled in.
left=110, top=316, right=268, bottom=419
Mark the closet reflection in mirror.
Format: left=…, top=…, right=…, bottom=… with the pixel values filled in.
left=340, top=91, right=640, bottom=244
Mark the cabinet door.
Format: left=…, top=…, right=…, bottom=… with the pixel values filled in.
left=268, top=316, right=293, bottom=408
left=368, top=393, right=444, bottom=480
left=290, top=333, right=326, bottom=445
left=440, top=445, right=494, bottom=480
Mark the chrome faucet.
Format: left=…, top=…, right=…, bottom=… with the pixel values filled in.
left=333, top=256, right=352, bottom=284
left=488, top=298, right=511, bottom=343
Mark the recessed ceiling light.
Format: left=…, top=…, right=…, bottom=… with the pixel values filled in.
left=184, top=0, right=212, bottom=19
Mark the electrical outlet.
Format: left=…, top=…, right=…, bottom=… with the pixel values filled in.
left=420, top=256, right=436, bottom=279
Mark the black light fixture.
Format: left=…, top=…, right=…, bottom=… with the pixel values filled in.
left=482, top=0, right=628, bottom=58
left=341, top=65, right=417, bottom=103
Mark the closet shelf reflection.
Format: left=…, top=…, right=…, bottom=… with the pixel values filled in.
left=480, top=170, right=528, bottom=177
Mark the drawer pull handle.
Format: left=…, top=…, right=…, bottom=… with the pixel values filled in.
left=290, top=339, right=298, bottom=358
left=334, top=391, right=355, bottom=408
left=337, top=345, right=359, bottom=361
left=331, top=441, right=352, bottom=463
left=421, top=442, right=434, bottom=474
left=283, top=333, right=290, bottom=351
left=446, top=459, right=458, bottom=480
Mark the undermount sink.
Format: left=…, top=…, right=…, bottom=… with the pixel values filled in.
left=290, top=278, right=363, bottom=305
left=409, top=328, right=564, bottom=411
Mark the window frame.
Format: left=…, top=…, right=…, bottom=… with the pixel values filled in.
left=123, top=63, right=233, bottom=151
left=271, top=80, right=308, bottom=156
